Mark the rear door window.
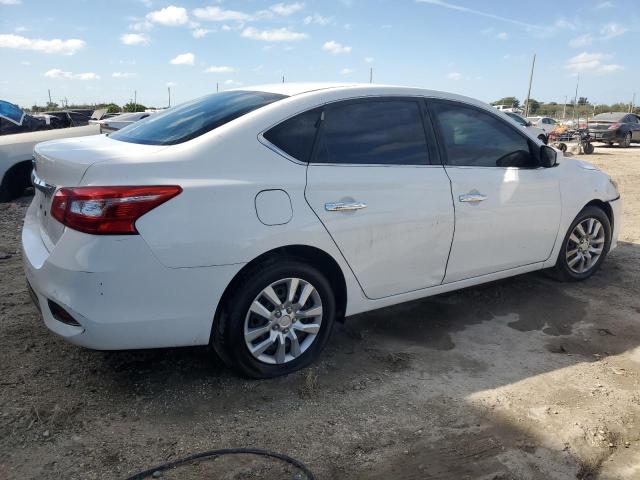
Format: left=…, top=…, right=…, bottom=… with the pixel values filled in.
left=314, top=100, right=429, bottom=165
left=110, top=91, right=286, bottom=145
left=263, top=108, right=322, bottom=162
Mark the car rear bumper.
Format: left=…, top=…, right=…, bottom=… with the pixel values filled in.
left=589, top=130, right=620, bottom=142
left=22, top=198, right=243, bottom=350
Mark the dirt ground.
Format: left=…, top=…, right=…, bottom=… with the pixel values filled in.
left=1, top=145, right=639, bottom=480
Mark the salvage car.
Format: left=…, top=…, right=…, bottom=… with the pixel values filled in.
left=588, top=112, right=640, bottom=148
left=23, top=84, right=621, bottom=378
left=505, top=111, right=548, bottom=143
left=94, top=111, right=156, bottom=134
left=527, top=116, right=559, bottom=134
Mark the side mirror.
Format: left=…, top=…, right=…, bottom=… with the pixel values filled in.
left=525, top=121, right=532, bottom=127
left=540, top=145, right=557, bottom=168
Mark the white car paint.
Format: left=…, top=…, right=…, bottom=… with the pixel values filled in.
left=22, top=83, right=621, bottom=355
left=527, top=116, right=559, bottom=134
left=0, top=124, right=99, bottom=197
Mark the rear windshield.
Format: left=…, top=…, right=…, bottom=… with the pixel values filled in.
left=110, top=90, right=287, bottom=145
left=592, top=113, right=626, bottom=122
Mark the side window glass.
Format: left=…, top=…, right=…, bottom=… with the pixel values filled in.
left=432, top=102, right=535, bottom=168
left=315, top=100, right=429, bottom=165
left=263, top=108, right=322, bottom=162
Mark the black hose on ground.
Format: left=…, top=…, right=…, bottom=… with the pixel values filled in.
left=124, top=447, right=316, bottom=480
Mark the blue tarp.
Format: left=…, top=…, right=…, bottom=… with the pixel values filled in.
left=0, top=100, right=25, bottom=126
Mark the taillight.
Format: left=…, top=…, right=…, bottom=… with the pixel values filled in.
left=608, top=123, right=621, bottom=130
left=51, top=185, right=182, bottom=235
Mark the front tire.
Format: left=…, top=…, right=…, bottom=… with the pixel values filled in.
left=212, top=258, right=336, bottom=378
left=550, top=206, right=611, bottom=282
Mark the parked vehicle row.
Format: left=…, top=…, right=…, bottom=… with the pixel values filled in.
left=1, top=105, right=154, bottom=202
left=23, top=83, right=621, bottom=378
left=505, top=112, right=548, bottom=143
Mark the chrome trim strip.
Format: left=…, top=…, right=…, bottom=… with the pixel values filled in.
left=325, top=201, right=368, bottom=212
left=31, top=170, right=56, bottom=196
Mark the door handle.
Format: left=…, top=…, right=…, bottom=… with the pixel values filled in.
left=459, top=193, right=487, bottom=203
left=325, top=201, right=368, bottom=212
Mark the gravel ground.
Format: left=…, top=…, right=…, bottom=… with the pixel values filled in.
left=1, top=145, right=639, bottom=480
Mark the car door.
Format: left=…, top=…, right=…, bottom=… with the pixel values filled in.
left=625, top=115, right=640, bottom=140
left=304, top=98, right=455, bottom=299
left=428, top=99, right=561, bottom=283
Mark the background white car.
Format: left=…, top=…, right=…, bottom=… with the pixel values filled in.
left=527, top=116, right=559, bottom=134
left=505, top=111, right=548, bottom=143
left=23, top=84, right=621, bottom=378
left=0, top=124, right=99, bottom=201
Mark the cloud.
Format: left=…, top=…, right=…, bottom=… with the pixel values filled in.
left=204, top=65, right=236, bottom=73
left=170, top=52, right=194, bottom=65
left=600, top=23, right=627, bottom=39
left=496, top=32, right=508, bottom=40
left=193, top=6, right=251, bottom=22
left=146, top=6, right=189, bottom=26
left=569, top=33, right=593, bottom=48
left=0, top=34, right=85, bottom=55
left=304, top=13, right=332, bottom=25
left=340, top=67, right=354, bottom=74
left=224, top=79, right=243, bottom=86
left=564, top=52, right=623, bottom=75
left=364, top=57, right=374, bottom=63
left=112, top=72, right=136, bottom=78
left=447, top=72, right=462, bottom=81
left=0, top=0, right=21, bottom=4
left=44, top=69, right=99, bottom=80
left=120, top=33, right=150, bottom=45
left=166, top=81, right=177, bottom=87
left=192, top=28, right=212, bottom=38
left=595, top=1, right=613, bottom=8
left=322, top=40, right=351, bottom=54
left=241, top=26, right=307, bottom=41
left=270, top=2, right=304, bottom=16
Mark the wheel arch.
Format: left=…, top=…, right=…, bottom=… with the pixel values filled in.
left=0, top=159, right=32, bottom=201
left=210, top=244, right=348, bottom=343
left=583, top=199, right=614, bottom=231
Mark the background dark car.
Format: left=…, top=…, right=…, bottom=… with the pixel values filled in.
left=588, top=112, right=640, bottom=148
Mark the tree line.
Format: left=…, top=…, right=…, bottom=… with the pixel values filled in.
left=27, top=102, right=150, bottom=114
left=491, top=96, right=639, bottom=119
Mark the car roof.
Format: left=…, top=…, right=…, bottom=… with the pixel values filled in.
left=238, top=83, right=359, bottom=96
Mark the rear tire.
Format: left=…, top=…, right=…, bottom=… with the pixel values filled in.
left=549, top=206, right=611, bottom=282
left=0, top=162, right=31, bottom=202
left=619, top=132, right=632, bottom=148
left=212, top=258, right=336, bottom=378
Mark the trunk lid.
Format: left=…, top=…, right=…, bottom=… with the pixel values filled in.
left=589, top=121, right=617, bottom=131
left=32, top=135, right=167, bottom=249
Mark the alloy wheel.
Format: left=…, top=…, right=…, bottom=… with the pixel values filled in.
left=566, top=217, right=606, bottom=274
left=243, top=278, right=323, bottom=365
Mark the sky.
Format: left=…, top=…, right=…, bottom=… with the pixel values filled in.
left=0, top=0, right=638, bottom=108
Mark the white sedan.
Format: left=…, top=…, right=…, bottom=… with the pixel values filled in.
left=23, top=83, right=621, bottom=378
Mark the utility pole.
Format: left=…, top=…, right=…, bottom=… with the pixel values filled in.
left=216, top=82, right=219, bottom=93
left=369, top=67, right=373, bottom=84
left=562, top=95, right=568, bottom=120
left=134, top=90, right=137, bottom=107
left=168, top=86, right=171, bottom=108
left=572, top=75, right=580, bottom=123
left=48, top=89, right=52, bottom=105
left=630, top=93, right=636, bottom=113
left=523, top=53, right=536, bottom=117
left=282, top=75, right=285, bottom=83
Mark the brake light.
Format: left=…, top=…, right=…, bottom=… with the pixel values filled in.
left=51, top=185, right=182, bottom=235
left=608, top=123, right=621, bottom=130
